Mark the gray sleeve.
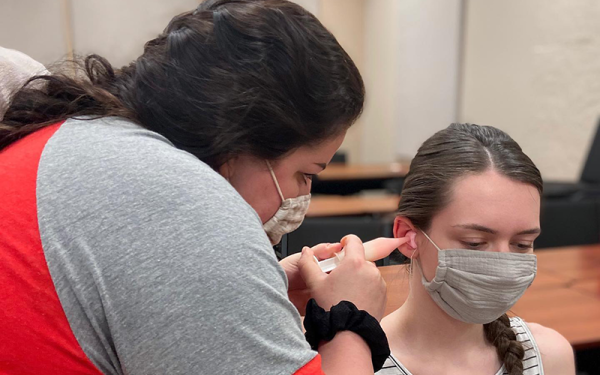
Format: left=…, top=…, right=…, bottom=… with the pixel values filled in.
left=37, top=118, right=316, bottom=375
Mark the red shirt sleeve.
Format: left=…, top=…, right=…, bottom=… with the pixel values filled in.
left=294, top=354, right=326, bottom=375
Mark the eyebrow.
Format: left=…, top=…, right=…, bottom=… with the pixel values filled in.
left=516, top=228, right=542, bottom=235
left=453, top=224, right=497, bottom=234
left=452, top=224, right=541, bottom=236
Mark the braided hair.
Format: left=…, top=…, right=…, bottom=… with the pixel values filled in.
left=484, top=314, right=525, bottom=375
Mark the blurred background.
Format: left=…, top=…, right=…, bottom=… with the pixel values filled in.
left=2, top=1, right=599, bottom=373
left=3, top=0, right=600, bottom=181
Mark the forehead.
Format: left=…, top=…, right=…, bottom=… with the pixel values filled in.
left=431, top=169, right=541, bottom=234
left=286, top=131, right=346, bottom=164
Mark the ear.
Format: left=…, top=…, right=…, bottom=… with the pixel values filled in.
left=393, top=216, right=418, bottom=258
left=218, top=157, right=237, bottom=182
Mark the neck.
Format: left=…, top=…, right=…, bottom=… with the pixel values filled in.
left=386, top=264, right=488, bottom=356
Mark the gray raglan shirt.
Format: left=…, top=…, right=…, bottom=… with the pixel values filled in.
left=35, top=117, right=316, bottom=374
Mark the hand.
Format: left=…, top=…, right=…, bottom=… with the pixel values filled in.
left=280, top=242, right=343, bottom=315
left=298, top=235, right=388, bottom=321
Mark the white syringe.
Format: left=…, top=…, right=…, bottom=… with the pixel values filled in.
left=317, top=236, right=410, bottom=273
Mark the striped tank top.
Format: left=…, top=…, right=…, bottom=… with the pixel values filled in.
left=377, top=317, right=544, bottom=375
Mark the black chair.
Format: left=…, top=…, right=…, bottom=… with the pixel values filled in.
left=281, top=216, right=394, bottom=265
left=535, top=198, right=600, bottom=249
left=383, top=178, right=404, bottom=195
left=330, top=151, right=347, bottom=164
left=544, top=118, right=600, bottom=200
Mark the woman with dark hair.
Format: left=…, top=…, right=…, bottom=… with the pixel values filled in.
left=0, top=1, right=393, bottom=374
left=379, top=123, right=575, bottom=375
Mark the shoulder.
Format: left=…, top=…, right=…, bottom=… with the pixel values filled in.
left=44, top=116, right=257, bottom=215
left=39, top=116, right=273, bottom=270
left=526, top=322, right=575, bottom=375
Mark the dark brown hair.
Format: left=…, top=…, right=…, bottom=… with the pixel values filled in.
left=1, top=0, right=364, bottom=169
left=398, top=123, right=543, bottom=375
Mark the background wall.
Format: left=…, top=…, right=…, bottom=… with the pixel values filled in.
left=70, top=0, right=199, bottom=67
left=0, top=0, right=199, bottom=68
left=1, top=0, right=597, bottom=181
left=311, top=0, right=462, bottom=164
left=460, top=0, right=600, bottom=181
left=388, top=0, right=462, bottom=162
left=317, top=0, right=365, bottom=164
left=0, top=0, right=68, bottom=65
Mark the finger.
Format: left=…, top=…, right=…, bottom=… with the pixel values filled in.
left=313, top=242, right=342, bottom=260
left=340, top=234, right=365, bottom=261
left=279, top=253, right=302, bottom=284
left=279, top=252, right=301, bottom=268
left=309, top=242, right=330, bottom=254
left=363, top=237, right=409, bottom=262
left=298, top=246, right=326, bottom=287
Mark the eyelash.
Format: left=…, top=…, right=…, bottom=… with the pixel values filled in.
left=515, top=243, right=534, bottom=251
left=304, top=173, right=316, bottom=182
left=459, top=241, right=534, bottom=250
left=461, top=241, right=484, bottom=249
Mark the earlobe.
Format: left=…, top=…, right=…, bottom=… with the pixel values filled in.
left=393, top=216, right=418, bottom=258
left=219, top=158, right=239, bottom=182
left=218, top=161, right=231, bottom=182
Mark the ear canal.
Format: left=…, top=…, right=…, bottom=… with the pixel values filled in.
left=407, top=230, right=417, bottom=249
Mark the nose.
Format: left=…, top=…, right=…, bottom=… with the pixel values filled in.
left=497, top=243, right=511, bottom=253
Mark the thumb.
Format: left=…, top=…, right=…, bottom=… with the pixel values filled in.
left=298, top=246, right=326, bottom=288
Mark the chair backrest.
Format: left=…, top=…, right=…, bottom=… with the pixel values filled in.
left=284, top=216, right=393, bottom=259
left=580, top=118, right=600, bottom=184
left=330, top=151, right=347, bottom=164
left=536, top=199, right=600, bottom=249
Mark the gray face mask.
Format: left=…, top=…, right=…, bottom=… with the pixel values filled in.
left=416, top=231, right=537, bottom=324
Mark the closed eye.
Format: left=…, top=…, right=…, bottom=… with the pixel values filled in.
left=514, top=242, right=534, bottom=251
left=461, top=241, right=485, bottom=249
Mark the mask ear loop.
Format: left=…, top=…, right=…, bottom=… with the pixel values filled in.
left=415, top=230, right=441, bottom=284
left=420, top=230, right=442, bottom=251
left=265, top=160, right=286, bottom=202
left=408, top=245, right=416, bottom=291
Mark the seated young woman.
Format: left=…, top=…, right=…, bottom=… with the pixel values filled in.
left=379, top=123, right=575, bottom=375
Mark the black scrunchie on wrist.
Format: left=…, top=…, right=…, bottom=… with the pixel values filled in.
left=303, top=299, right=390, bottom=372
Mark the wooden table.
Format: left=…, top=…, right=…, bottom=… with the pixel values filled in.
left=318, top=163, right=409, bottom=181
left=311, top=163, right=409, bottom=196
left=536, top=246, right=600, bottom=286
left=306, top=194, right=401, bottom=217
left=379, top=245, right=600, bottom=350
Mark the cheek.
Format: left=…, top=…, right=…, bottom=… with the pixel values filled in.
left=278, top=175, right=306, bottom=199
left=249, top=193, right=281, bottom=224
left=229, top=172, right=281, bottom=224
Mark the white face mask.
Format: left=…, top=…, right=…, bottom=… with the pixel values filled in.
left=262, top=161, right=311, bottom=245
left=416, top=230, right=537, bottom=324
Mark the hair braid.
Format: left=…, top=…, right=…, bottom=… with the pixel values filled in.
left=484, top=313, right=524, bottom=375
